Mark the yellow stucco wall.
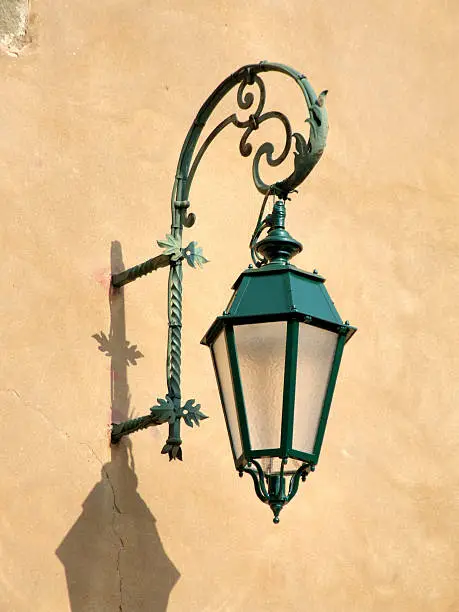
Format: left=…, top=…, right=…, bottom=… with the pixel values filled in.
left=1, top=1, right=458, bottom=610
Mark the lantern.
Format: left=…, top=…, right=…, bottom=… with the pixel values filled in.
left=202, top=201, right=356, bottom=522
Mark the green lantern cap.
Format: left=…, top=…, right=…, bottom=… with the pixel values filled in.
left=201, top=263, right=356, bottom=346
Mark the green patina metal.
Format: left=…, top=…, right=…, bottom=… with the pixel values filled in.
left=109, top=61, right=356, bottom=522
left=202, top=258, right=357, bottom=346
left=111, top=253, right=171, bottom=288
left=280, top=320, right=299, bottom=457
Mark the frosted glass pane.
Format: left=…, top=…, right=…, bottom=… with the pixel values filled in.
left=234, top=322, right=286, bottom=451
left=257, top=457, right=304, bottom=476
left=212, top=332, right=243, bottom=461
left=293, top=324, right=338, bottom=454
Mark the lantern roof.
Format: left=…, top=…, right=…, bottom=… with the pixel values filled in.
left=229, top=262, right=340, bottom=320
left=202, top=262, right=356, bottom=346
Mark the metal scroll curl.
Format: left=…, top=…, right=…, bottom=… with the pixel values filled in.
left=172, top=62, right=329, bottom=212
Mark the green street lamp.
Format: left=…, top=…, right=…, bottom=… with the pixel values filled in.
left=106, top=62, right=356, bottom=523
left=202, top=200, right=355, bottom=522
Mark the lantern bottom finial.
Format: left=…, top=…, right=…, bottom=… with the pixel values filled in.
left=270, top=502, right=284, bottom=524
left=239, top=460, right=313, bottom=524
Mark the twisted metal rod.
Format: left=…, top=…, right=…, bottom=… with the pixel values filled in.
left=111, top=254, right=171, bottom=288
left=111, top=413, right=169, bottom=444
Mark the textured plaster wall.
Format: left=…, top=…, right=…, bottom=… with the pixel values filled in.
left=1, top=1, right=458, bottom=611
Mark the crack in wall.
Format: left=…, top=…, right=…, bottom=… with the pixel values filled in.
left=116, top=534, right=125, bottom=612
left=5, top=388, right=70, bottom=440
left=82, top=443, right=125, bottom=612
left=105, top=467, right=124, bottom=612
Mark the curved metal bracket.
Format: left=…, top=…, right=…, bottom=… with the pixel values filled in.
left=109, top=62, right=328, bottom=463
left=172, top=61, right=328, bottom=220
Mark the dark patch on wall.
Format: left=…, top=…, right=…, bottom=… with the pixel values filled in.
left=0, top=0, right=29, bottom=56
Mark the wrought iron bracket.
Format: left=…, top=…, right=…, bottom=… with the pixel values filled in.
left=108, top=61, right=328, bottom=460
left=111, top=395, right=207, bottom=460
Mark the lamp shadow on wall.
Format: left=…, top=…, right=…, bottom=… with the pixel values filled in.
left=56, top=241, right=180, bottom=611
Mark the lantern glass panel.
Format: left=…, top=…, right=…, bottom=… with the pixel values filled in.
left=258, top=456, right=305, bottom=476
left=212, top=331, right=243, bottom=461
left=234, top=321, right=286, bottom=451
left=293, top=323, right=338, bottom=454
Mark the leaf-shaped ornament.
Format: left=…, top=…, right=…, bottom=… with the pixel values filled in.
left=180, top=398, right=209, bottom=427
left=150, top=396, right=176, bottom=424
left=182, top=242, right=209, bottom=269
left=161, top=443, right=183, bottom=461
left=157, top=234, right=183, bottom=262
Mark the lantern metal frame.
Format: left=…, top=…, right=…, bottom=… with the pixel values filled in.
left=103, top=61, right=355, bottom=522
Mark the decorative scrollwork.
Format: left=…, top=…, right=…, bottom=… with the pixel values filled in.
left=235, top=74, right=266, bottom=124
left=171, top=61, right=329, bottom=222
